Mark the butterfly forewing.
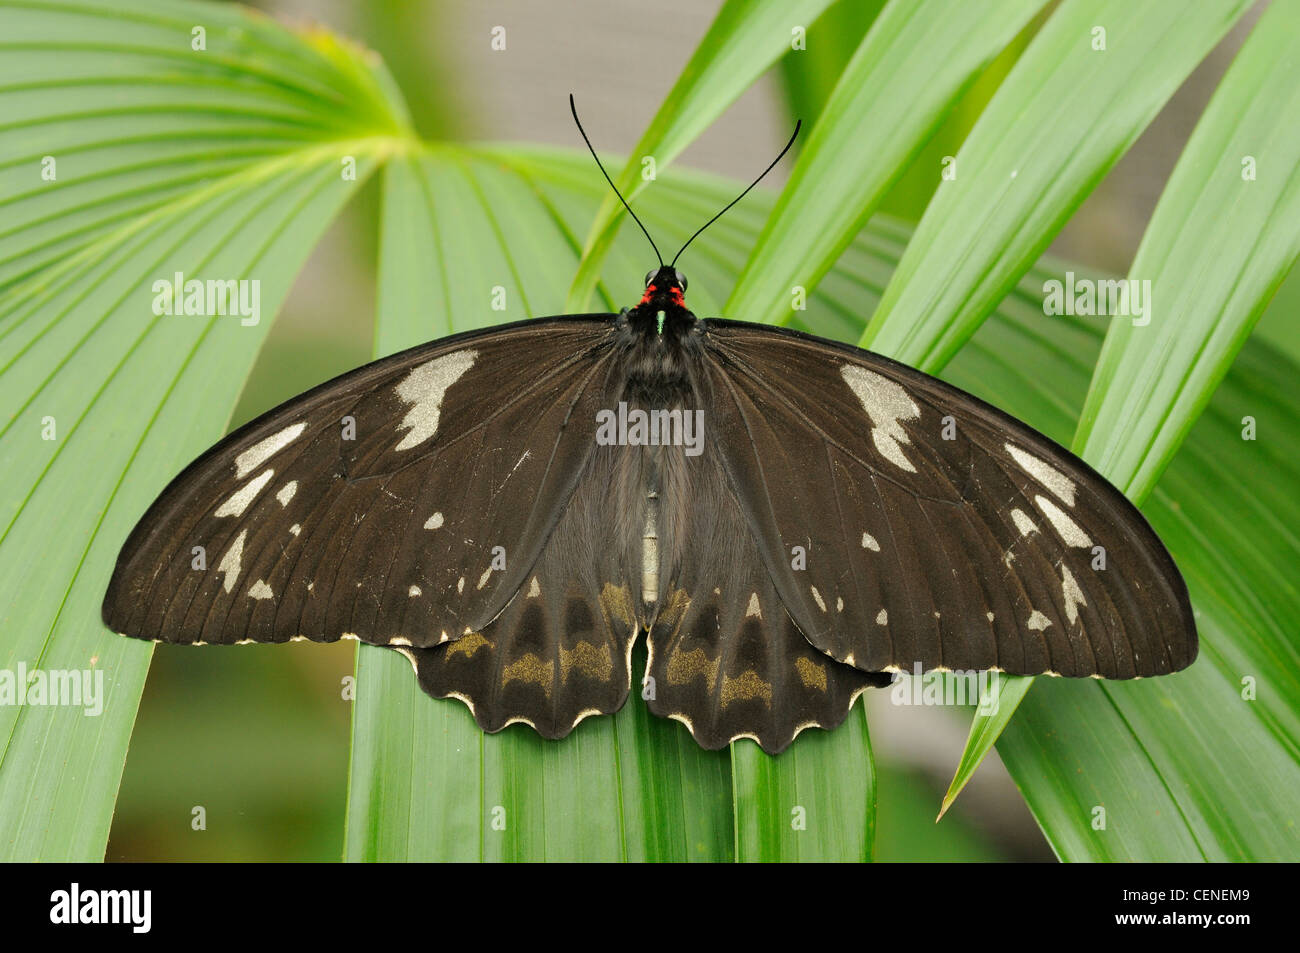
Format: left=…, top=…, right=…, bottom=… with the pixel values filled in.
left=701, top=320, right=1196, bottom=680
left=103, top=317, right=619, bottom=649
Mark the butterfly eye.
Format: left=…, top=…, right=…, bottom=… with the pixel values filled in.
left=673, top=269, right=688, bottom=291
left=644, top=269, right=657, bottom=288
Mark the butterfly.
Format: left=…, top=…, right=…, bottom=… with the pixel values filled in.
left=102, top=99, right=1196, bottom=754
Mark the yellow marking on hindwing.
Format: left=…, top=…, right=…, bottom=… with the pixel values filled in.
left=794, top=657, right=828, bottom=692
left=560, top=641, right=613, bottom=682
left=665, top=647, right=719, bottom=689
left=721, top=670, right=772, bottom=708
left=502, top=653, right=554, bottom=693
left=446, top=631, right=488, bottom=659
left=598, top=582, right=636, bottom=628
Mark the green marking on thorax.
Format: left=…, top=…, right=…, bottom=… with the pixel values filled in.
left=656, top=310, right=665, bottom=335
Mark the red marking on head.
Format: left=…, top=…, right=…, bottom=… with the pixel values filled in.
left=669, top=286, right=685, bottom=305
left=639, top=284, right=657, bottom=304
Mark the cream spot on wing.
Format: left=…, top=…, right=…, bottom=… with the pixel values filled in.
left=810, top=585, right=827, bottom=612
left=394, top=350, right=477, bottom=451
left=845, top=652, right=856, bottom=666
left=457, top=576, right=465, bottom=594
left=527, top=577, right=540, bottom=598
left=477, top=567, right=493, bottom=590
left=424, top=512, right=444, bottom=530
left=1034, top=495, right=1092, bottom=547
left=841, top=364, right=921, bottom=472
left=235, top=423, right=305, bottom=479
left=1011, top=508, right=1038, bottom=536
left=275, top=481, right=297, bottom=507
left=408, top=585, right=422, bottom=598
left=861, top=532, right=880, bottom=551
left=876, top=608, right=887, bottom=625
left=248, top=578, right=273, bottom=600
left=389, top=636, right=413, bottom=646
left=289, top=524, right=301, bottom=536
left=836, top=596, right=844, bottom=613
left=986, top=612, right=995, bottom=622
left=1060, top=564, right=1087, bottom=625
left=306, top=582, right=314, bottom=592
left=745, top=592, right=761, bottom=618
left=1027, top=610, right=1052, bottom=631
left=215, top=469, right=274, bottom=517
left=217, top=529, right=247, bottom=593
left=1006, top=443, right=1076, bottom=506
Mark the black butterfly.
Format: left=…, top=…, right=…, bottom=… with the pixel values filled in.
left=103, top=102, right=1196, bottom=754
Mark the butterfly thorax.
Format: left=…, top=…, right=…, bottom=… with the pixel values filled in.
left=616, top=266, right=703, bottom=404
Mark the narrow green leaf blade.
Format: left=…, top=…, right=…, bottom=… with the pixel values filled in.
left=1076, top=0, right=1300, bottom=501
left=862, top=0, right=1253, bottom=372
left=726, top=0, right=1045, bottom=326
left=937, top=673, right=1034, bottom=819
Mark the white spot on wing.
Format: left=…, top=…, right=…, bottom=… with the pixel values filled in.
left=289, top=524, right=301, bottom=536
left=1011, top=508, right=1038, bottom=536
left=876, top=608, right=887, bottom=625
left=527, top=577, right=540, bottom=598
left=390, top=636, right=413, bottom=646
left=394, top=350, right=477, bottom=451
left=408, top=585, right=422, bottom=597
left=476, top=567, right=493, bottom=590
left=215, top=469, right=274, bottom=517
left=248, top=579, right=273, bottom=600
left=235, top=423, right=305, bottom=479
left=424, top=512, right=444, bottom=530
left=1027, top=610, right=1052, bottom=631
left=1006, top=443, right=1076, bottom=506
left=745, top=592, right=761, bottom=618
left=841, top=364, right=920, bottom=472
left=810, top=585, right=827, bottom=612
left=275, top=481, right=297, bottom=507
left=1034, top=494, right=1092, bottom=547
left=217, top=530, right=247, bottom=594
left=861, top=532, right=880, bottom=551
left=1061, top=564, right=1087, bottom=625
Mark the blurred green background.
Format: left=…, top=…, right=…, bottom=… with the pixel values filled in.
left=105, top=0, right=1292, bottom=862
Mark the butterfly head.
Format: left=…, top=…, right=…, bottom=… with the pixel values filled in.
left=639, top=265, right=687, bottom=309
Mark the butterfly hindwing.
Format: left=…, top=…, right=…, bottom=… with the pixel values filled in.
left=405, top=442, right=642, bottom=737
left=103, top=317, right=619, bottom=649
left=644, top=437, right=886, bottom=754
left=701, top=320, right=1196, bottom=680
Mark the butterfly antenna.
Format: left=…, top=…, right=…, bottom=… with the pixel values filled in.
left=570, top=94, right=663, bottom=268
left=671, top=119, right=801, bottom=268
